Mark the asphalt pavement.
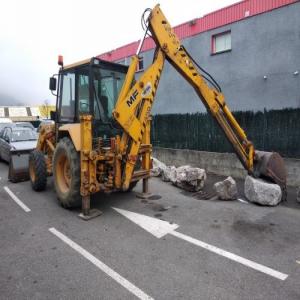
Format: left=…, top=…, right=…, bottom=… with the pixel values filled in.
left=1, top=160, right=300, bottom=300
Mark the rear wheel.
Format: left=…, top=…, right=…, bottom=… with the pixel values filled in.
left=53, top=137, right=81, bottom=208
left=29, top=150, right=47, bottom=191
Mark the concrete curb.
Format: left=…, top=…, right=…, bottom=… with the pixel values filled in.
left=153, top=147, right=300, bottom=187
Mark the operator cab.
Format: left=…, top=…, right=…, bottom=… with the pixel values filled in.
left=50, top=57, right=128, bottom=139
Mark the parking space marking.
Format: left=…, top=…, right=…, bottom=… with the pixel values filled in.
left=171, top=231, right=288, bottom=281
left=237, top=198, right=248, bottom=204
left=49, top=227, right=154, bottom=300
left=4, top=186, right=31, bottom=212
left=114, top=207, right=289, bottom=281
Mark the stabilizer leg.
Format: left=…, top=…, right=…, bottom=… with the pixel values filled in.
left=78, top=195, right=102, bottom=220
left=136, top=178, right=153, bottom=199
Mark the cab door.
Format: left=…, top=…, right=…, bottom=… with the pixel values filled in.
left=57, top=70, right=76, bottom=124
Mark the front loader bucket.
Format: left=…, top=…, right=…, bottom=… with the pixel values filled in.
left=8, top=150, right=31, bottom=183
left=253, top=151, right=287, bottom=198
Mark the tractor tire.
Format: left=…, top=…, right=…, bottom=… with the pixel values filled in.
left=53, top=137, right=81, bottom=209
left=29, top=150, right=47, bottom=191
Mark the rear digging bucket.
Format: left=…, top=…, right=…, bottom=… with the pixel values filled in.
left=253, top=151, right=287, bottom=198
left=8, top=150, right=31, bottom=183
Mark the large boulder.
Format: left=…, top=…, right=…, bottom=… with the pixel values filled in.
left=151, top=158, right=167, bottom=177
left=214, top=176, right=237, bottom=200
left=244, top=175, right=282, bottom=206
left=173, top=165, right=206, bottom=192
left=297, top=187, right=300, bottom=203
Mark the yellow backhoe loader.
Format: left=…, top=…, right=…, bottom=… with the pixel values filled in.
left=24, top=5, right=286, bottom=219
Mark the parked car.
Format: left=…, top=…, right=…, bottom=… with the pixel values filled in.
left=0, top=127, right=38, bottom=162
left=0, top=118, right=14, bottom=131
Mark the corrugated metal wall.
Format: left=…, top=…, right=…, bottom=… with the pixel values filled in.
left=151, top=108, right=300, bottom=158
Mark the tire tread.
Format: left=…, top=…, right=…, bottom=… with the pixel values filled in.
left=53, top=137, right=81, bottom=208
left=29, top=150, right=47, bottom=191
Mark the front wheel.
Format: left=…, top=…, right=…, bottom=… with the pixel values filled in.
left=29, top=150, right=47, bottom=191
left=53, top=137, right=81, bottom=208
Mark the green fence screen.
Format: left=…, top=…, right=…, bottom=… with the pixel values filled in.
left=151, top=108, right=300, bottom=158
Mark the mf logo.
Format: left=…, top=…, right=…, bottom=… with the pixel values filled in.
left=126, top=90, right=138, bottom=108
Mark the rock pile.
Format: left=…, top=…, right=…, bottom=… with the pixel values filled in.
left=151, top=158, right=167, bottom=177
left=161, top=166, right=176, bottom=182
left=151, top=158, right=206, bottom=192
left=213, top=176, right=237, bottom=200
left=173, top=166, right=206, bottom=192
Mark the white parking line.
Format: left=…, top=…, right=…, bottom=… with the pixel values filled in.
left=4, top=186, right=31, bottom=212
left=171, top=231, right=288, bottom=281
left=114, top=208, right=288, bottom=281
left=49, top=227, right=154, bottom=300
left=237, top=198, right=248, bottom=204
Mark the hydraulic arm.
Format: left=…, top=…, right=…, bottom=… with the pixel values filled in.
left=114, top=5, right=286, bottom=192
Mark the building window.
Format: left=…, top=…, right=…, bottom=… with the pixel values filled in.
left=117, top=57, right=129, bottom=66
left=116, top=56, right=144, bottom=72
left=212, top=31, right=231, bottom=54
left=136, top=56, right=144, bottom=72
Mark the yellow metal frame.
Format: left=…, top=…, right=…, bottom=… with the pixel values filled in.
left=63, top=58, right=91, bottom=70
left=59, top=124, right=81, bottom=151
left=111, top=4, right=256, bottom=192
left=36, top=4, right=258, bottom=202
left=36, top=123, right=56, bottom=174
left=147, top=5, right=254, bottom=172
left=113, top=49, right=164, bottom=190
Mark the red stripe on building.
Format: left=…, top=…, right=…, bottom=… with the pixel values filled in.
left=98, top=0, right=297, bottom=62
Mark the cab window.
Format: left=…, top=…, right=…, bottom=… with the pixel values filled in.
left=60, top=71, right=75, bottom=121
left=93, top=68, right=126, bottom=121
left=78, top=67, right=90, bottom=114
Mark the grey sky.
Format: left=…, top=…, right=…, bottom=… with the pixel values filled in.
left=0, top=0, right=239, bottom=106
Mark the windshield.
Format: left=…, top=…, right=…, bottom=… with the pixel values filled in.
left=11, top=129, right=38, bottom=142
left=0, top=123, right=14, bottom=131
left=16, top=122, right=34, bottom=129
left=93, top=67, right=126, bottom=122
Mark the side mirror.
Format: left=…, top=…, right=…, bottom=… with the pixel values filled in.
left=49, top=77, right=57, bottom=91
left=50, top=111, right=57, bottom=121
left=4, top=136, right=10, bottom=143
